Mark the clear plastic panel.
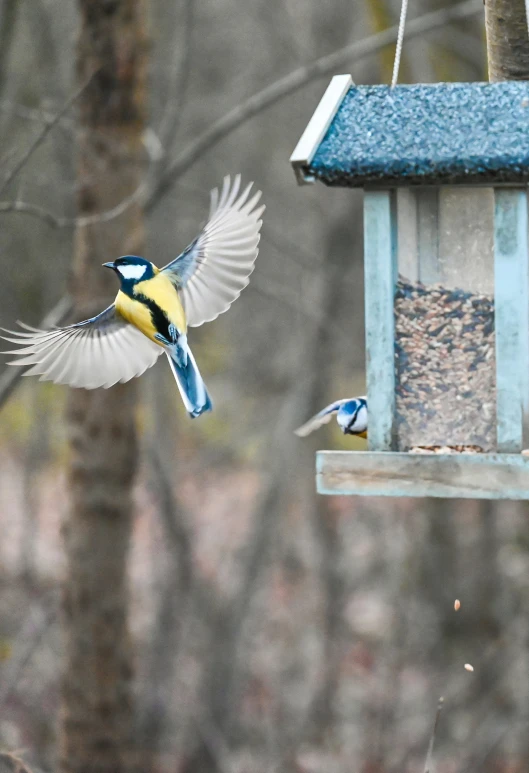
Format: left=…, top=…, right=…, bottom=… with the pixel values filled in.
left=395, top=187, right=496, bottom=451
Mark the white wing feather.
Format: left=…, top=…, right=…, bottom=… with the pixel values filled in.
left=294, top=399, right=351, bottom=438
left=2, top=307, right=163, bottom=389
left=161, top=174, right=264, bottom=327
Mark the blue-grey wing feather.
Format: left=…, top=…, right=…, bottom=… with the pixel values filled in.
left=163, top=237, right=201, bottom=287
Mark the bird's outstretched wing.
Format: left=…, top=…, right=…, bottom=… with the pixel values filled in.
left=160, top=175, right=264, bottom=327
left=1, top=305, right=163, bottom=389
left=294, top=399, right=351, bottom=438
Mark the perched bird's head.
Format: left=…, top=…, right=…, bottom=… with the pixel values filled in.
left=337, top=396, right=367, bottom=436
left=103, top=255, right=156, bottom=287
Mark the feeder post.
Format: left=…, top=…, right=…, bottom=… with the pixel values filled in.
left=485, top=1, right=529, bottom=452
left=494, top=188, right=529, bottom=451
left=364, top=189, right=397, bottom=451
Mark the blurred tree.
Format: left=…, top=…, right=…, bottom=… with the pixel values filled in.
left=0, top=0, right=19, bottom=99
left=59, top=2, right=147, bottom=773
left=484, top=0, right=529, bottom=80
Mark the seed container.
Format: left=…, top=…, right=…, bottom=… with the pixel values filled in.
left=290, top=76, right=529, bottom=499
left=394, top=187, right=496, bottom=451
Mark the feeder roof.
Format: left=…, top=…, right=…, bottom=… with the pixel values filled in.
left=290, top=75, right=529, bottom=187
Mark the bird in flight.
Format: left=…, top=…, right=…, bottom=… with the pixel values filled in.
left=2, top=175, right=264, bottom=418
left=294, top=396, right=367, bottom=438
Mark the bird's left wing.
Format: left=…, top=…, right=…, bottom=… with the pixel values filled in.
left=160, top=175, right=264, bottom=327
left=1, top=304, right=163, bottom=389
left=294, top=399, right=351, bottom=438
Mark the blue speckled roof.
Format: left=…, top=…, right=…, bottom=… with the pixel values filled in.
left=309, top=82, right=529, bottom=187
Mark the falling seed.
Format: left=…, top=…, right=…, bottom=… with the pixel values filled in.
left=454, top=599, right=461, bottom=611
left=464, top=663, right=474, bottom=672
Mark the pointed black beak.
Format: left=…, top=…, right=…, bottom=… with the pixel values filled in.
left=102, top=262, right=116, bottom=270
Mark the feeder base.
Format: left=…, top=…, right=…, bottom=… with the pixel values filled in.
left=316, top=451, right=529, bottom=500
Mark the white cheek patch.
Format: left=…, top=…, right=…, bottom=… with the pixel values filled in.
left=118, top=264, right=147, bottom=280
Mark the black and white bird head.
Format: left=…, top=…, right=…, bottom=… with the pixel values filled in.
left=103, top=255, right=156, bottom=288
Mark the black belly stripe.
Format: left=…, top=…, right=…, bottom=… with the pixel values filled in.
left=135, top=292, right=174, bottom=342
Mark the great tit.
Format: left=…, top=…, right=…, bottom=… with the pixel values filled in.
left=2, top=175, right=264, bottom=418
left=294, top=397, right=367, bottom=438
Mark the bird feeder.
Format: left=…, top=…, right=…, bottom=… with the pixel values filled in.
left=291, top=75, right=529, bottom=499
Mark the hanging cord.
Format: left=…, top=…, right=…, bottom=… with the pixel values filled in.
left=391, top=0, right=409, bottom=88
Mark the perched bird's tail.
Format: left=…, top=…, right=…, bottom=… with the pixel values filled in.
left=165, top=338, right=212, bottom=418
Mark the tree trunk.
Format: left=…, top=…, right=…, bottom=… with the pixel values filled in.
left=484, top=0, right=529, bottom=81
left=0, top=0, right=19, bottom=98
left=59, top=3, right=146, bottom=773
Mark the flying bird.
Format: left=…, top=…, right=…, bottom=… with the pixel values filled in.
left=294, top=396, right=367, bottom=438
left=2, top=175, right=264, bottom=418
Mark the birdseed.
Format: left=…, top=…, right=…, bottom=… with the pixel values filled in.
left=395, top=278, right=496, bottom=451
left=408, top=445, right=484, bottom=454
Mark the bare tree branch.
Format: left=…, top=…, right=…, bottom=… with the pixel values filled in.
left=424, top=697, right=444, bottom=773
left=146, top=446, right=194, bottom=601
left=431, top=26, right=485, bottom=70
left=0, top=179, right=148, bottom=229
left=0, top=101, right=67, bottom=126
left=0, top=67, right=99, bottom=199
left=0, top=597, right=58, bottom=713
left=156, top=0, right=195, bottom=154
left=147, top=0, right=483, bottom=211
left=0, top=752, right=34, bottom=773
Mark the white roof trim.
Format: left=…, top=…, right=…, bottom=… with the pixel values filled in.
left=290, top=74, right=353, bottom=186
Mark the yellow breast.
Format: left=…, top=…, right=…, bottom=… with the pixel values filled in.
left=136, top=273, right=187, bottom=333
left=115, top=291, right=159, bottom=343
left=115, top=274, right=187, bottom=344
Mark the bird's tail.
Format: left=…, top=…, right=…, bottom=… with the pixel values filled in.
left=165, top=337, right=212, bottom=418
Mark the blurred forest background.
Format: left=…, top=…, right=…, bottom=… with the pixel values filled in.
left=1, top=1, right=528, bottom=772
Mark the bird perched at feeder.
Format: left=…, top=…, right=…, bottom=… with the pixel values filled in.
left=294, top=396, right=367, bottom=438
left=1, top=175, right=264, bottom=418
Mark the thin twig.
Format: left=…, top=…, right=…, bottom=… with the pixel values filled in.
left=0, top=295, right=72, bottom=410
left=195, top=714, right=234, bottom=773
left=146, top=445, right=194, bottom=594
left=0, top=752, right=34, bottom=773
left=0, top=598, right=58, bottom=712
left=0, top=178, right=148, bottom=229
left=0, top=67, right=99, bottom=199
left=157, top=0, right=195, bottom=152
left=424, top=697, right=444, bottom=773
left=147, top=0, right=483, bottom=211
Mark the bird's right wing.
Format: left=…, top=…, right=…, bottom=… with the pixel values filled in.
left=1, top=304, right=163, bottom=389
left=294, top=399, right=351, bottom=438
